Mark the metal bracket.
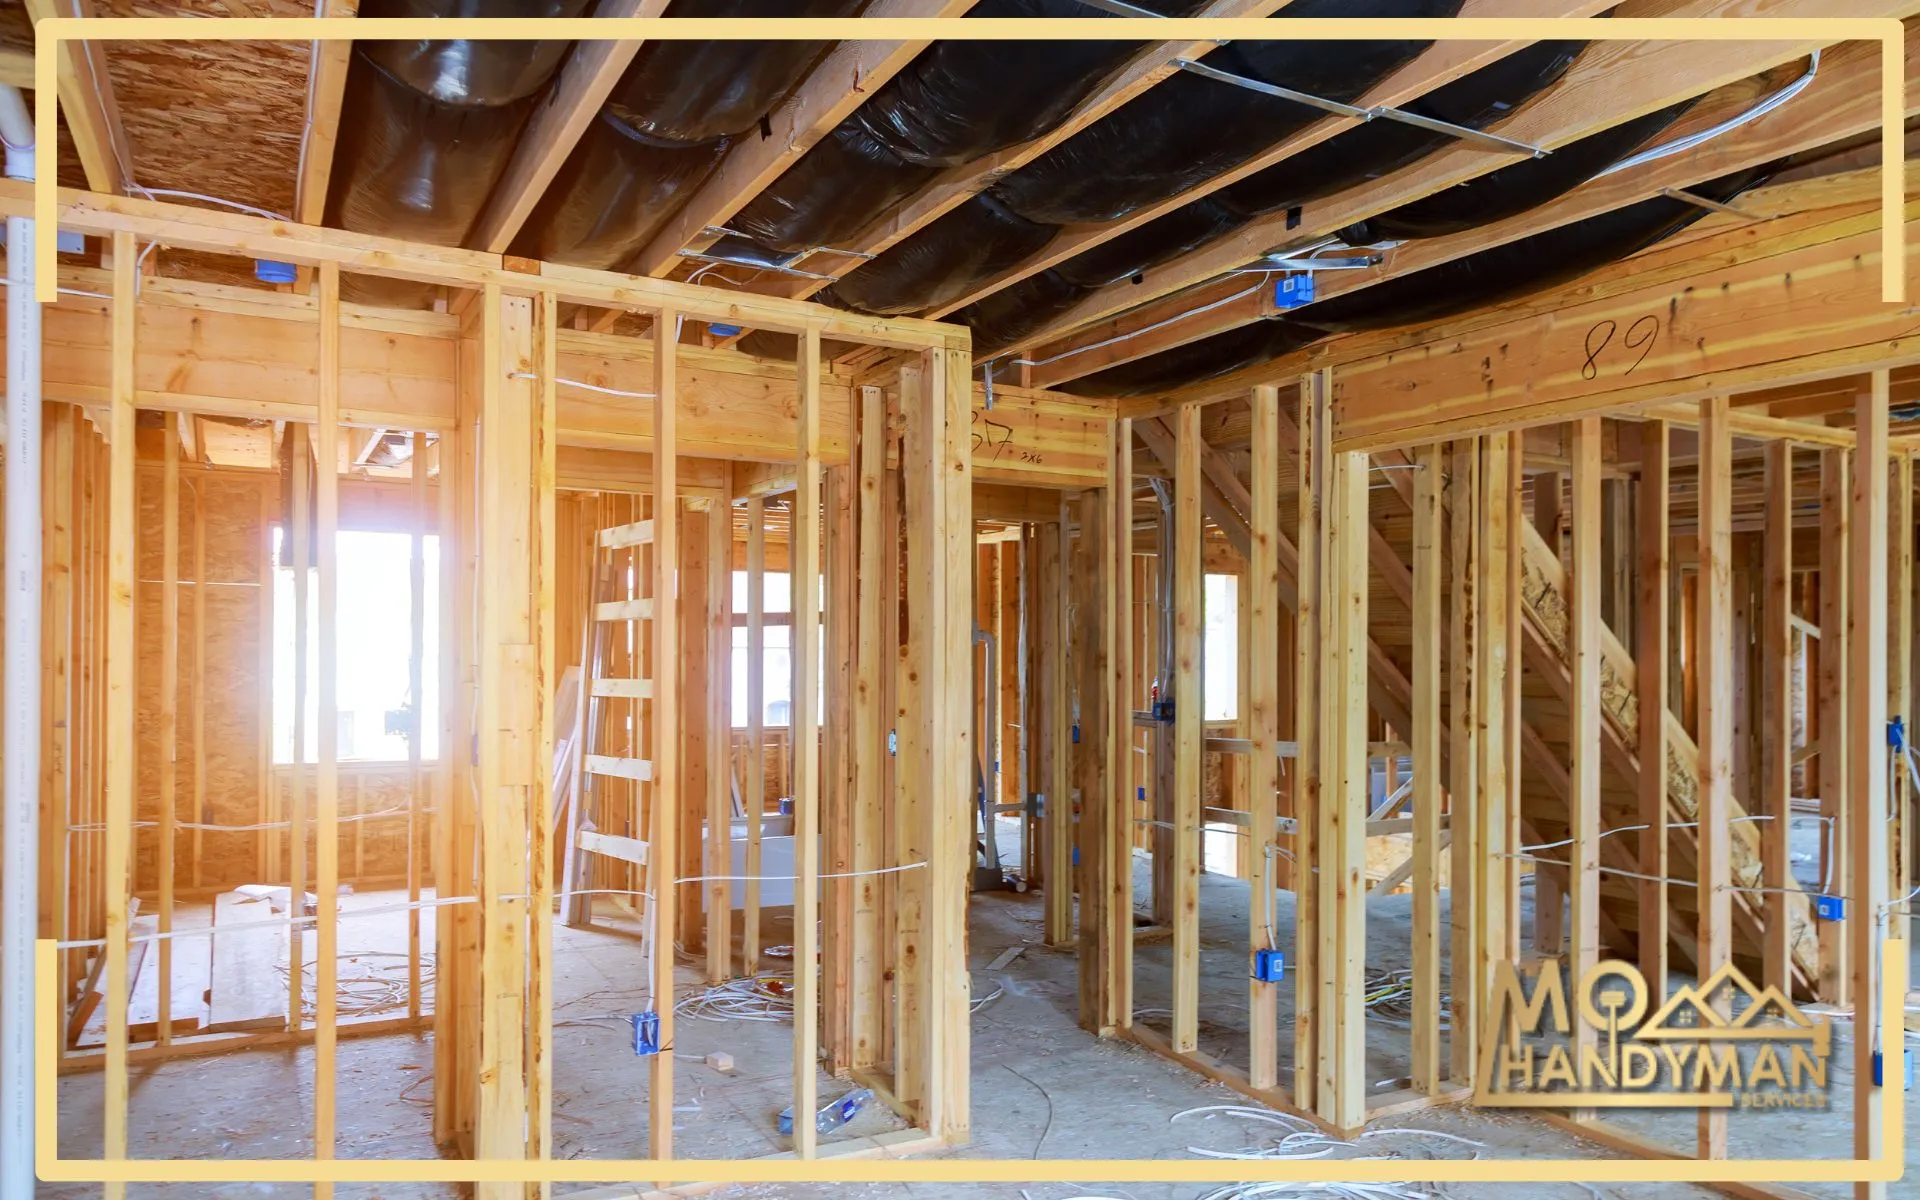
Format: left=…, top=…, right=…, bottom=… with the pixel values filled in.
left=1176, top=58, right=1549, bottom=158
left=1660, top=187, right=1764, bottom=223
left=1175, top=58, right=1374, bottom=120
left=1254, top=253, right=1380, bottom=271
left=698, top=225, right=877, bottom=260
left=676, top=249, right=840, bottom=281
left=1368, top=104, right=1548, bottom=158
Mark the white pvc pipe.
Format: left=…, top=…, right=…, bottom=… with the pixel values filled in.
left=1, top=80, right=39, bottom=1200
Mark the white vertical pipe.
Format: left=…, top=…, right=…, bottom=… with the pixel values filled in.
left=0, top=80, right=40, bottom=1200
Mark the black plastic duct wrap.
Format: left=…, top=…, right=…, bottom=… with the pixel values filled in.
left=988, top=0, right=1462, bottom=227
left=823, top=0, right=1455, bottom=321
left=1214, top=37, right=1585, bottom=219
left=1338, top=99, right=1697, bottom=244
left=1057, top=164, right=1776, bottom=396
left=724, top=0, right=1213, bottom=257
left=951, top=199, right=1247, bottom=355
left=1299, top=163, right=1775, bottom=333
left=328, top=0, right=591, bottom=249
left=950, top=39, right=1589, bottom=356
left=521, top=0, right=865, bottom=268
left=955, top=269, right=1090, bottom=356
left=816, top=194, right=1057, bottom=314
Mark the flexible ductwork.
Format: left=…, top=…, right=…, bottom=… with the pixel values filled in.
left=327, top=0, right=592, bottom=249
left=952, top=36, right=1589, bottom=355
left=1336, top=99, right=1697, bottom=244
left=993, top=0, right=1460, bottom=226
left=821, top=0, right=1457, bottom=319
left=722, top=0, right=1215, bottom=258
left=520, top=0, right=868, bottom=269
left=1053, top=163, right=1776, bottom=397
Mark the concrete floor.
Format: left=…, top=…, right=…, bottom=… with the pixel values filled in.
left=47, top=851, right=1918, bottom=1200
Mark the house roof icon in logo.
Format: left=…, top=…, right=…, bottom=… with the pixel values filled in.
left=1637, top=964, right=1827, bottom=1052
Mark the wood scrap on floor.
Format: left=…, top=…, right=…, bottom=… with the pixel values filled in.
left=206, top=890, right=288, bottom=1033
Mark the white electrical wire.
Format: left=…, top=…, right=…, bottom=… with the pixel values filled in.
left=507, top=371, right=658, bottom=400
left=1510, top=852, right=1700, bottom=889
left=127, top=185, right=292, bottom=225
left=1597, top=50, right=1821, bottom=179
left=674, top=974, right=795, bottom=1024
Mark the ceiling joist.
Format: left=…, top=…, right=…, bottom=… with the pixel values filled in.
left=466, top=0, right=670, bottom=254
left=293, top=0, right=359, bottom=229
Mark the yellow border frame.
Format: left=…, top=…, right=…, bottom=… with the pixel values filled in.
left=26, top=12, right=1913, bottom=1188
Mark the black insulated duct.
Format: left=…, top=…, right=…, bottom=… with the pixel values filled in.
left=1300, top=162, right=1778, bottom=333
left=520, top=0, right=866, bottom=269
left=724, top=0, right=1216, bottom=257
left=1337, top=98, right=1698, bottom=244
left=988, top=0, right=1463, bottom=226
left=327, top=0, right=592, bottom=250
left=1213, top=36, right=1586, bottom=219
left=826, top=0, right=1455, bottom=321
left=953, top=38, right=1589, bottom=356
left=816, top=193, right=1057, bottom=315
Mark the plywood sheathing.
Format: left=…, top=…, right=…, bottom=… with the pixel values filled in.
left=132, top=458, right=271, bottom=894
left=96, top=0, right=315, bottom=285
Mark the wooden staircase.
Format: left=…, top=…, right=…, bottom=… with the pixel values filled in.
left=1513, top=519, right=1817, bottom=992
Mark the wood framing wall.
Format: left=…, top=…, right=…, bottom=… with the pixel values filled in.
left=12, top=181, right=1917, bottom=1196
left=19, top=193, right=982, bottom=1185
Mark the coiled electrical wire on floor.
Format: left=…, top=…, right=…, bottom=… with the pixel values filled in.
left=672, top=973, right=796, bottom=1024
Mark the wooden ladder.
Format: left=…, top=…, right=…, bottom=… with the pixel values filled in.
left=559, top=508, right=661, bottom=958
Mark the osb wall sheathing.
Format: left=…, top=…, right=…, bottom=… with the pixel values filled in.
left=133, top=460, right=270, bottom=896
left=266, top=765, right=437, bottom=885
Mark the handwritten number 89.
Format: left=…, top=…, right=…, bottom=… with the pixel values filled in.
left=1580, top=314, right=1660, bottom=381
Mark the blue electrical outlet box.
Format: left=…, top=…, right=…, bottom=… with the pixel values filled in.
left=1253, top=949, right=1285, bottom=983
left=1072, top=846, right=1080, bottom=867
left=1072, top=723, right=1080, bottom=744
left=631, top=1011, right=661, bottom=1056
left=1872, top=1049, right=1914, bottom=1089
left=1891, top=716, right=1907, bottom=751
left=1273, top=274, right=1316, bottom=310
left=1151, top=697, right=1176, bottom=723
left=1137, top=786, right=1147, bottom=802
left=1815, top=894, right=1846, bottom=922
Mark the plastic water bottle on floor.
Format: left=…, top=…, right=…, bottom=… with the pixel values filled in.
left=777, top=1087, right=872, bottom=1136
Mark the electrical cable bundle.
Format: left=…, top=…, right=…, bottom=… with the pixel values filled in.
left=276, top=950, right=435, bottom=1019
left=673, top=973, right=795, bottom=1023
left=1170, top=1107, right=1486, bottom=1200
left=1361, top=968, right=1452, bottom=1032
